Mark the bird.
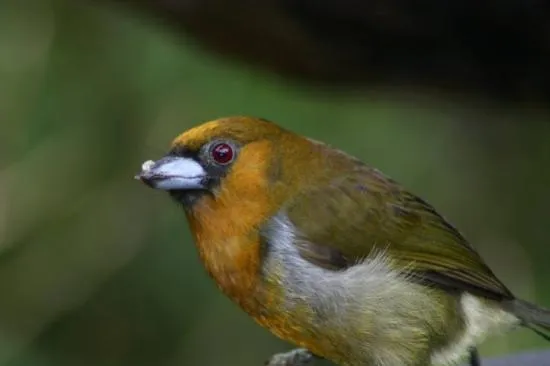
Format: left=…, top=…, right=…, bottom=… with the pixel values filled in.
left=136, top=116, right=550, bottom=366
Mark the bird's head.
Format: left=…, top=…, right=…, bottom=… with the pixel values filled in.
left=136, top=116, right=337, bottom=212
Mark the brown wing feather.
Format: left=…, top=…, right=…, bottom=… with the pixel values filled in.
left=286, top=167, right=514, bottom=301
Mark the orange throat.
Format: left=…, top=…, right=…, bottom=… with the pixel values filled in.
left=187, top=208, right=263, bottom=309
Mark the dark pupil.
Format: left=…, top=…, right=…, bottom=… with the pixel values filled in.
left=212, top=143, right=233, bottom=164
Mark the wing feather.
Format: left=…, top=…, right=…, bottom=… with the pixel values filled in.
left=285, top=168, right=514, bottom=301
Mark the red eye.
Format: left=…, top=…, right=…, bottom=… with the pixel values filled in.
left=210, top=143, right=234, bottom=165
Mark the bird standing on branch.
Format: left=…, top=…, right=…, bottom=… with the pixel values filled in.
left=136, top=117, right=550, bottom=366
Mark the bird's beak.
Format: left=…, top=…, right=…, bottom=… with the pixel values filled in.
left=135, top=156, right=207, bottom=190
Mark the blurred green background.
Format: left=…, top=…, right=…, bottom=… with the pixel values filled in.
left=1, top=1, right=549, bottom=365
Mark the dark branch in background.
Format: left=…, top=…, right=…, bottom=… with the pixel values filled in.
left=102, top=0, right=550, bottom=105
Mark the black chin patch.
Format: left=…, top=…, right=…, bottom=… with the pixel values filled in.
left=169, top=190, right=209, bottom=209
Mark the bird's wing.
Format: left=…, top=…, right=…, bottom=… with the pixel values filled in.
left=285, top=168, right=514, bottom=301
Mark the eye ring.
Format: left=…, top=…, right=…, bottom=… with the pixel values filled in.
left=209, top=142, right=235, bottom=165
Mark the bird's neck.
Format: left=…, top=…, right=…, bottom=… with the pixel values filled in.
left=183, top=191, right=275, bottom=315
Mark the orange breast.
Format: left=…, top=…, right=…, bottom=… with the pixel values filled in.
left=187, top=215, right=335, bottom=357
left=186, top=201, right=345, bottom=362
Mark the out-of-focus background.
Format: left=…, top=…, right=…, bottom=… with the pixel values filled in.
left=1, top=1, right=549, bottom=366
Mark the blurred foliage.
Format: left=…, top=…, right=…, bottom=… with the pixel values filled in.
left=0, top=1, right=549, bottom=366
